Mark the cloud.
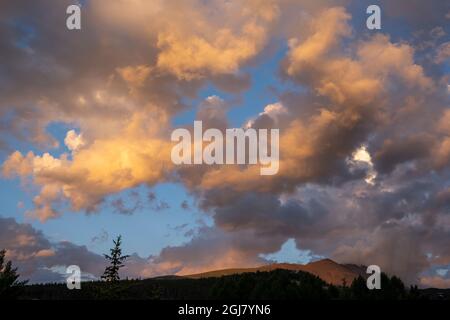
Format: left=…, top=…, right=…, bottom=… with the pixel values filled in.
left=147, top=191, right=170, bottom=211
left=373, top=134, right=432, bottom=174
left=64, top=130, right=85, bottom=152
left=116, top=65, right=153, bottom=94
left=150, top=226, right=276, bottom=276
left=435, top=42, right=450, bottom=64
left=420, top=276, right=450, bottom=289
left=91, top=229, right=109, bottom=246
left=285, top=7, right=352, bottom=80
left=180, top=200, right=190, bottom=210
left=2, top=113, right=174, bottom=220
left=154, top=0, right=279, bottom=80
left=178, top=7, right=440, bottom=197
left=0, top=217, right=106, bottom=283
left=111, top=198, right=142, bottom=216
left=1, top=1, right=449, bottom=286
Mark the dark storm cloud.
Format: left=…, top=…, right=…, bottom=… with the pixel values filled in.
left=201, top=190, right=328, bottom=238
left=373, top=134, right=433, bottom=174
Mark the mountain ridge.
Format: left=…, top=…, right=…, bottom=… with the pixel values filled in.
left=182, top=258, right=366, bottom=286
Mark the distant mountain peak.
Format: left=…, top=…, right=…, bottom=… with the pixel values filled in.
left=183, top=258, right=363, bottom=286
left=309, top=258, right=338, bottom=265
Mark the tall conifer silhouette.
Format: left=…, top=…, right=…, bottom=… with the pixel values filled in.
left=101, top=235, right=129, bottom=282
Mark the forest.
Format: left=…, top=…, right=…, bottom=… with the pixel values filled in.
left=10, top=269, right=448, bottom=300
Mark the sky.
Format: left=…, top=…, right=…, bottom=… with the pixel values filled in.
left=0, top=0, right=449, bottom=287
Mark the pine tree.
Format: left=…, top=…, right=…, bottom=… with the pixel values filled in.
left=101, top=235, right=129, bottom=282
left=0, top=249, right=28, bottom=299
